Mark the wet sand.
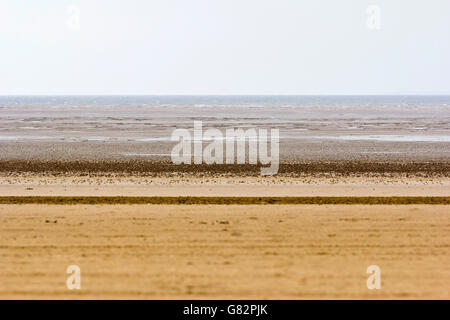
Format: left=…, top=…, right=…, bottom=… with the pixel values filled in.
left=1, top=159, right=449, bottom=177
left=2, top=141, right=450, bottom=163
left=0, top=204, right=448, bottom=299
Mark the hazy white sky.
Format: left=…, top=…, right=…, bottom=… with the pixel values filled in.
left=1, top=0, right=449, bottom=95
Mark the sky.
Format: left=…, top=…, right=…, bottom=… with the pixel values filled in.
left=0, top=0, right=449, bottom=95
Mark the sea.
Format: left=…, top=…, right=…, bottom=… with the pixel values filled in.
left=0, top=95, right=449, bottom=161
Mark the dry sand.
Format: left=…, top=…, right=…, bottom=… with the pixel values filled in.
left=0, top=204, right=448, bottom=299
left=1, top=176, right=449, bottom=197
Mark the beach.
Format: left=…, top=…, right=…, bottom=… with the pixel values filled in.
left=0, top=95, right=449, bottom=299
left=0, top=161, right=448, bottom=299
left=0, top=172, right=449, bottom=197
left=2, top=0, right=450, bottom=308
left=0, top=204, right=448, bottom=299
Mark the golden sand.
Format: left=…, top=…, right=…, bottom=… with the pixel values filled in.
left=0, top=204, right=448, bottom=299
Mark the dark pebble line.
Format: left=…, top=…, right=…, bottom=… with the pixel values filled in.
left=0, top=196, right=448, bottom=205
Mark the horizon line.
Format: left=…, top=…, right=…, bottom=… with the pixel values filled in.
left=1, top=93, right=450, bottom=97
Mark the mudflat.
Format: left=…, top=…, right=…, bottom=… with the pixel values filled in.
left=0, top=204, right=448, bottom=299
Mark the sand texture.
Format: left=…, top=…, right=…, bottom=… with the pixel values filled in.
left=0, top=204, right=448, bottom=299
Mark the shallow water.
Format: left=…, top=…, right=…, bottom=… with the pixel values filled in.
left=0, top=95, right=449, bottom=141
left=0, top=96, right=449, bottom=161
